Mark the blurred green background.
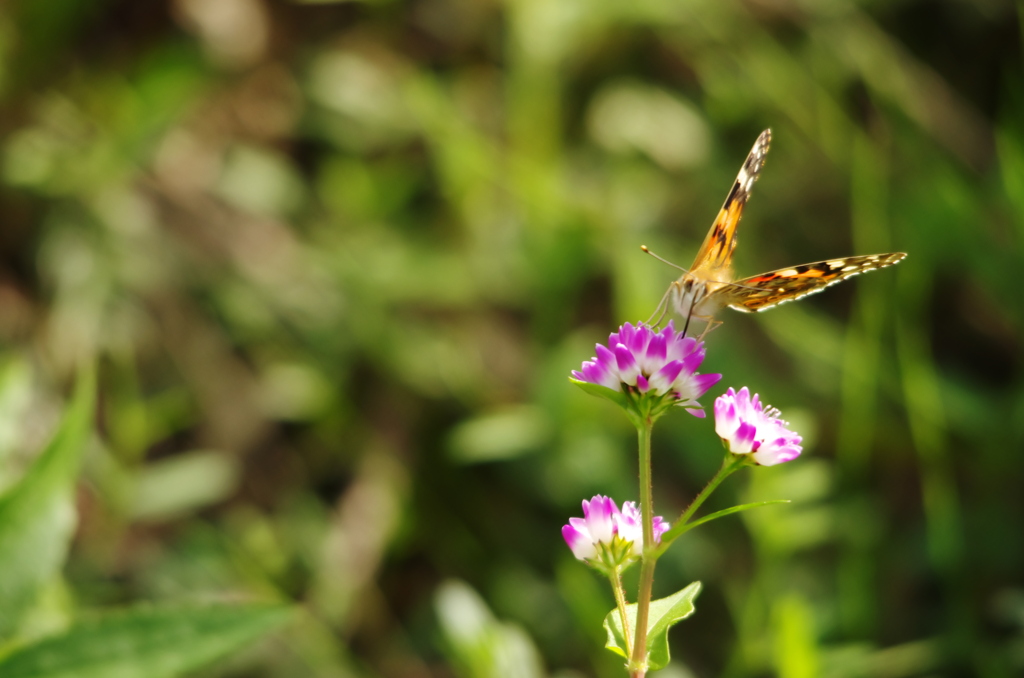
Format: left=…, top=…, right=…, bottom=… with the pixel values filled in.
left=0, top=0, right=1021, bottom=676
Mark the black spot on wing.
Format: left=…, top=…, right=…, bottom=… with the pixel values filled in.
left=739, top=129, right=771, bottom=189
left=723, top=180, right=743, bottom=207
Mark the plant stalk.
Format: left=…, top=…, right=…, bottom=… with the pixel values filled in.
left=680, top=456, right=743, bottom=524
left=655, top=455, right=745, bottom=555
left=609, top=568, right=632, bottom=659
left=629, top=417, right=656, bottom=676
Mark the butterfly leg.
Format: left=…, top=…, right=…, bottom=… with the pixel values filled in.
left=649, top=305, right=669, bottom=329
left=645, top=285, right=673, bottom=328
left=696, top=317, right=722, bottom=342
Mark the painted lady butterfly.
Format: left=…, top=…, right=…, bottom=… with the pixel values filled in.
left=647, top=129, right=906, bottom=334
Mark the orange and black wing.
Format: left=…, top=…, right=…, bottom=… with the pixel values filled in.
left=688, top=129, right=772, bottom=278
left=718, top=252, right=907, bottom=312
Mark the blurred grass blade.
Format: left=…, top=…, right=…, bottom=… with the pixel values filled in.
left=0, top=366, right=96, bottom=638
left=0, top=604, right=292, bottom=678
left=772, top=594, right=818, bottom=678
left=435, top=579, right=546, bottom=678
left=446, top=406, right=552, bottom=464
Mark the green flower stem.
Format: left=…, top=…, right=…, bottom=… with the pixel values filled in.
left=630, top=557, right=656, bottom=677
left=655, top=455, right=745, bottom=556
left=629, top=418, right=656, bottom=677
left=609, top=568, right=632, bottom=659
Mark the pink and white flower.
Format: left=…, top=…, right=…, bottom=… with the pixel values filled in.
left=614, top=501, right=670, bottom=557
left=714, top=387, right=802, bottom=466
left=562, top=495, right=618, bottom=561
left=562, top=495, right=669, bottom=569
left=571, top=322, right=721, bottom=417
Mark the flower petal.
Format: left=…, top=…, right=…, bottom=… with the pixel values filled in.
left=595, top=344, right=616, bottom=371
left=684, top=405, right=706, bottom=418
left=732, top=421, right=757, bottom=454
left=613, top=344, right=640, bottom=385
left=715, top=399, right=738, bottom=438
left=648, top=360, right=683, bottom=393
left=647, top=333, right=667, bottom=364
left=583, top=495, right=617, bottom=543
left=691, top=372, right=723, bottom=397
left=562, top=524, right=597, bottom=560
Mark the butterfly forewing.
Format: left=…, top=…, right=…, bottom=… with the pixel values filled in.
left=720, top=253, right=908, bottom=312
left=688, top=129, right=772, bottom=279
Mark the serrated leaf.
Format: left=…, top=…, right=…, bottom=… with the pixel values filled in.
left=0, top=603, right=292, bottom=678
left=0, top=367, right=95, bottom=638
left=603, top=581, right=701, bottom=671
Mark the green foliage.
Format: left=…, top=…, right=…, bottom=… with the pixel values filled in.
left=570, top=379, right=632, bottom=415
left=771, top=594, right=818, bottom=678
left=0, top=0, right=1020, bottom=675
left=435, top=580, right=546, bottom=678
left=603, top=582, right=701, bottom=671
left=0, top=367, right=94, bottom=637
left=0, top=604, right=291, bottom=678
left=0, top=369, right=289, bottom=677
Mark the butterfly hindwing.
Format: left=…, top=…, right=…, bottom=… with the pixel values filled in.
left=719, top=252, right=907, bottom=312
left=689, top=129, right=772, bottom=277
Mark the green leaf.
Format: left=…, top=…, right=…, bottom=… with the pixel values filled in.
left=569, top=378, right=630, bottom=410
left=0, top=603, right=292, bottom=678
left=0, top=366, right=96, bottom=638
left=681, top=500, right=791, bottom=533
left=570, top=378, right=645, bottom=428
left=603, top=581, right=701, bottom=671
left=657, top=500, right=792, bottom=553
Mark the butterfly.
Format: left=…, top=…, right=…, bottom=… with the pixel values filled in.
left=646, top=129, right=906, bottom=336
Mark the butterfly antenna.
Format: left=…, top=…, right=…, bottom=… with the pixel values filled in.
left=717, top=279, right=768, bottom=292
left=640, top=246, right=690, bottom=274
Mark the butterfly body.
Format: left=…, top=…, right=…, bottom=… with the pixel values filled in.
left=662, top=129, right=906, bottom=329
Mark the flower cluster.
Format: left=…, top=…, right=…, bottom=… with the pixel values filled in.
left=562, top=495, right=669, bottom=571
left=571, top=322, right=721, bottom=417
left=714, top=387, right=802, bottom=466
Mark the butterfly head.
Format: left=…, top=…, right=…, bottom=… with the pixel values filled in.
left=669, top=274, right=723, bottom=335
